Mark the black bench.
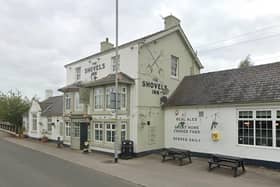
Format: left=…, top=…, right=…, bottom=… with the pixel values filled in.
left=208, top=154, right=246, bottom=177
left=161, top=148, right=192, bottom=166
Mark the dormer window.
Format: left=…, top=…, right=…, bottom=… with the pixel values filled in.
left=75, top=67, right=81, bottom=81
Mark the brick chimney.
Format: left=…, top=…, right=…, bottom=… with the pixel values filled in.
left=164, top=15, right=181, bottom=30
left=100, top=38, right=114, bottom=52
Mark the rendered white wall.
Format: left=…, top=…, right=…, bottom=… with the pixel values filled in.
left=65, top=44, right=139, bottom=85
left=165, top=105, right=280, bottom=162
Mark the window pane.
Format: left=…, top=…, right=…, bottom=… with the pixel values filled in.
left=256, top=111, right=271, bottom=118
left=239, top=111, right=253, bottom=118
left=171, top=55, right=178, bottom=77
left=238, top=120, right=254, bottom=145
left=255, top=120, right=272, bottom=147
left=277, top=111, right=280, bottom=118
left=276, top=121, right=280, bottom=147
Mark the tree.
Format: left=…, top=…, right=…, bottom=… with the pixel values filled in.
left=0, top=90, right=30, bottom=131
left=238, top=55, right=254, bottom=68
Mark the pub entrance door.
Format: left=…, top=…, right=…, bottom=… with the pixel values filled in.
left=80, top=123, right=88, bottom=150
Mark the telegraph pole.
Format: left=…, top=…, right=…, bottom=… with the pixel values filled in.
left=114, top=0, right=119, bottom=163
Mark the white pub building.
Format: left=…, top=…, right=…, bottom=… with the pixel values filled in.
left=59, top=15, right=280, bottom=167
left=58, top=15, right=202, bottom=153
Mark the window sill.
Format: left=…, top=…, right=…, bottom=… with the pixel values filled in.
left=236, top=144, right=280, bottom=150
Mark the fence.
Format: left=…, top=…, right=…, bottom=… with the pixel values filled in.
left=0, top=121, right=17, bottom=135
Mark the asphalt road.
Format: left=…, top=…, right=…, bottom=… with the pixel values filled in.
left=0, top=133, right=138, bottom=187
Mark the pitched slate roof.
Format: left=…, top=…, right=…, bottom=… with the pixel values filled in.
left=165, top=62, right=280, bottom=107
left=39, top=96, right=63, bottom=117
left=82, top=72, right=135, bottom=87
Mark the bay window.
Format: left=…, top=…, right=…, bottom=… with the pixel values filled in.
left=65, top=94, right=71, bottom=110
left=75, top=92, right=82, bottom=111
left=105, top=86, right=126, bottom=110
left=94, top=88, right=104, bottom=109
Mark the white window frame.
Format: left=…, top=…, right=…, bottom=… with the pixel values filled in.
left=121, top=122, right=127, bottom=141
left=170, top=55, right=179, bottom=78
left=105, top=123, right=115, bottom=143
left=47, top=117, right=52, bottom=133
left=75, top=67, right=81, bottom=81
left=65, top=122, right=70, bottom=137
left=275, top=110, right=280, bottom=147
left=75, top=92, right=82, bottom=111
left=65, top=94, right=71, bottom=110
left=94, top=123, right=103, bottom=143
left=32, top=114, right=37, bottom=131
left=94, top=88, right=104, bottom=110
left=120, top=87, right=127, bottom=110
left=237, top=109, right=279, bottom=148
left=105, top=86, right=123, bottom=110
left=73, top=123, right=80, bottom=137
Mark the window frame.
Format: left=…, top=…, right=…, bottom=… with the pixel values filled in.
left=170, top=55, right=179, bottom=78
left=105, top=86, right=126, bottom=110
left=94, top=87, right=104, bottom=110
left=65, top=122, right=71, bottom=137
left=32, top=113, right=37, bottom=131
left=75, top=92, right=82, bottom=111
left=65, top=94, right=71, bottom=110
left=121, top=122, right=127, bottom=141
left=94, top=123, right=104, bottom=143
left=75, top=67, right=81, bottom=81
left=47, top=117, right=52, bottom=133
left=72, top=123, right=80, bottom=137
left=105, top=123, right=116, bottom=143
left=276, top=111, right=280, bottom=147
left=237, top=109, right=279, bottom=148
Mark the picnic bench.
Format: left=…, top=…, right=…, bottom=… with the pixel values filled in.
left=161, top=148, right=192, bottom=166
left=208, top=154, right=246, bottom=177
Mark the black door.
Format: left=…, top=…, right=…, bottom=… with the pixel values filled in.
left=80, top=123, right=88, bottom=150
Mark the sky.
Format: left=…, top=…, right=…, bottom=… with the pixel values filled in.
left=1, top=0, right=280, bottom=99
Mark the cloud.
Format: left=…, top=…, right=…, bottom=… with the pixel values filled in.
left=1, top=0, right=280, bottom=98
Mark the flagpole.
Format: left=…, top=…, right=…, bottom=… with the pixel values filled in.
left=114, top=0, right=119, bottom=163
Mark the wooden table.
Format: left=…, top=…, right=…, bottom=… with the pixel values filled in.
left=161, top=148, right=192, bottom=166
left=208, top=154, right=246, bottom=177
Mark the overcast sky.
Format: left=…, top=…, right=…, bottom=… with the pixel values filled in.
left=1, top=0, right=280, bottom=99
